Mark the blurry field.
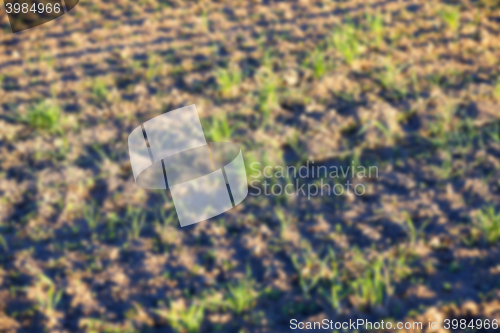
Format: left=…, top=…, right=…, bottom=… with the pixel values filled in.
left=1, top=0, right=500, bottom=332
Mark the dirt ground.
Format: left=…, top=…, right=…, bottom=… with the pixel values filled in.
left=0, top=0, right=500, bottom=332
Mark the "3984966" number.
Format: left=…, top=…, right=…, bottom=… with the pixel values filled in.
left=6, top=2, right=61, bottom=14
left=444, top=319, right=498, bottom=330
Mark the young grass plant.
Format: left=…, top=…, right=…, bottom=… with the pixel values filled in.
left=366, top=10, right=384, bottom=48
left=439, top=5, right=461, bottom=35
left=275, top=206, right=292, bottom=239
left=0, top=233, right=8, bottom=252
left=92, top=78, right=110, bottom=104
left=487, top=122, right=500, bottom=143
left=223, top=279, right=259, bottom=314
left=155, top=210, right=176, bottom=243
left=357, top=119, right=397, bottom=146
left=291, top=242, right=331, bottom=298
left=391, top=249, right=413, bottom=281
left=474, top=206, right=500, bottom=245
left=201, top=10, right=210, bottom=32
left=349, top=256, right=391, bottom=310
left=428, top=101, right=458, bottom=145
left=320, top=249, right=343, bottom=311
left=401, top=213, right=430, bottom=250
left=377, top=61, right=408, bottom=99
left=329, top=22, right=361, bottom=65
left=26, top=101, right=61, bottom=133
left=493, top=77, right=500, bottom=100
left=256, top=67, right=279, bottom=122
left=79, top=319, right=137, bottom=333
left=146, top=54, right=161, bottom=81
left=203, top=113, right=234, bottom=142
left=216, top=65, right=243, bottom=98
left=29, top=270, right=63, bottom=327
left=83, top=202, right=100, bottom=231
left=323, top=281, right=343, bottom=311
left=127, top=208, right=145, bottom=241
left=155, top=302, right=205, bottom=333
left=305, top=47, right=327, bottom=79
